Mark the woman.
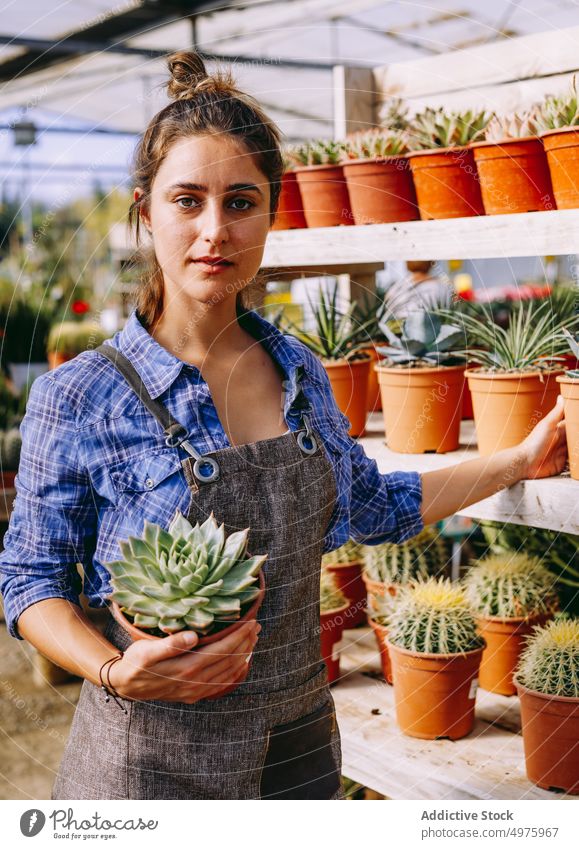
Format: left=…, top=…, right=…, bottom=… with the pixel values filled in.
left=0, top=53, right=567, bottom=801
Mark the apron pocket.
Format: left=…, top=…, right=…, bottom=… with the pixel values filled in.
left=259, top=698, right=341, bottom=800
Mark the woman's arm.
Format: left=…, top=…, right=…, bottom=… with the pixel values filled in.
left=420, top=396, right=568, bottom=525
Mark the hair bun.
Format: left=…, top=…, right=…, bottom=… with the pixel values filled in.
left=166, top=50, right=237, bottom=101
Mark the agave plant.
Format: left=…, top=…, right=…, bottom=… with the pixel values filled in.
left=463, top=553, right=559, bottom=619
left=378, top=96, right=410, bottom=132
left=286, top=139, right=347, bottom=167
left=483, top=107, right=542, bottom=142
left=563, top=328, right=579, bottom=378
left=387, top=577, right=484, bottom=655
left=537, top=76, right=579, bottom=132
left=106, top=511, right=266, bottom=636
left=408, top=107, right=491, bottom=150
left=363, top=526, right=447, bottom=585
left=320, top=568, right=347, bottom=613
left=342, top=128, right=410, bottom=161
left=322, top=539, right=363, bottom=567
left=375, top=310, right=466, bottom=368
left=515, top=618, right=579, bottom=698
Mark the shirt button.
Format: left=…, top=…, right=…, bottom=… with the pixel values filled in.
left=145, top=477, right=154, bottom=489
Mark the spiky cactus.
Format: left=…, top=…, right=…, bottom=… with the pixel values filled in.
left=320, top=569, right=347, bottom=613
left=342, top=129, right=409, bottom=161
left=322, top=539, right=363, bottom=567
left=0, top=428, right=22, bottom=471
left=286, top=139, right=347, bottom=167
left=537, top=76, right=579, bottom=131
left=484, top=108, right=542, bottom=142
left=516, top=618, right=579, bottom=698
left=388, top=577, right=484, bottom=655
left=369, top=590, right=395, bottom=626
left=363, top=527, right=447, bottom=585
left=408, top=107, right=491, bottom=150
left=464, top=553, right=559, bottom=619
left=106, top=511, right=266, bottom=636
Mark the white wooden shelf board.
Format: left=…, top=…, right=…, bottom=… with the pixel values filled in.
left=358, top=414, right=578, bottom=535
left=334, top=628, right=569, bottom=800
left=262, top=209, right=579, bottom=267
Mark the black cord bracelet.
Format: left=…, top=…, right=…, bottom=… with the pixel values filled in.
left=99, top=653, right=128, bottom=714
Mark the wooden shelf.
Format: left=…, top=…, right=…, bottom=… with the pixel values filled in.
left=262, top=209, right=579, bottom=267
left=358, top=413, right=578, bottom=534
left=334, top=627, right=566, bottom=800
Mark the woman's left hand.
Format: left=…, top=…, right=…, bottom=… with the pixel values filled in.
left=521, top=395, right=568, bottom=479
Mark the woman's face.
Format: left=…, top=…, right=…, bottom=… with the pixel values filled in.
left=138, top=133, right=271, bottom=307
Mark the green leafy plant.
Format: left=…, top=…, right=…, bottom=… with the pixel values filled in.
left=322, top=539, right=363, bottom=567
left=408, top=107, right=491, bottom=150
left=563, top=328, right=579, bottom=378
left=537, top=76, right=579, bottom=131
left=106, top=511, right=266, bottom=637
left=515, top=618, right=579, bottom=698
left=387, top=577, right=484, bottom=655
left=286, top=139, right=347, bottom=167
left=379, top=97, right=410, bottom=132
left=463, top=553, right=559, bottom=619
left=0, top=300, right=52, bottom=364
left=375, top=310, right=466, bottom=367
left=484, top=107, right=542, bottom=142
left=342, top=129, right=409, bottom=160
left=363, top=526, right=448, bottom=585
left=47, top=321, right=108, bottom=356
left=320, top=568, right=347, bottom=613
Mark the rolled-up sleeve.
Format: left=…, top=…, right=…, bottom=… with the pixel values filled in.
left=0, top=373, right=97, bottom=639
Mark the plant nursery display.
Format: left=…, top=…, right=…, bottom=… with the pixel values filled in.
left=271, top=147, right=307, bottom=231
left=406, top=107, right=490, bottom=219
left=107, top=511, right=266, bottom=645
left=320, top=568, right=349, bottom=684
left=515, top=618, right=579, bottom=794
left=557, top=329, right=579, bottom=480
left=463, top=553, right=559, bottom=695
left=351, top=290, right=393, bottom=412
left=472, top=108, right=555, bottom=215
left=287, top=140, right=352, bottom=228
left=375, top=310, right=467, bottom=453
left=47, top=321, right=108, bottom=369
left=537, top=76, right=579, bottom=209
left=340, top=128, right=418, bottom=225
left=322, top=539, right=367, bottom=627
left=386, top=577, right=485, bottom=740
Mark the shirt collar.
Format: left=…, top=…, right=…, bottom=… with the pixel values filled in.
left=116, top=306, right=308, bottom=400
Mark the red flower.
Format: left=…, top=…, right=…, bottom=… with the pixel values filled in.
left=72, top=300, right=90, bottom=315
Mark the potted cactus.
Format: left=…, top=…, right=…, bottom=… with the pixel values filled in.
left=374, top=310, right=467, bottom=452
left=288, top=140, right=353, bottom=228
left=322, top=539, right=367, bottom=627
left=386, top=577, right=485, bottom=740
left=320, top=568, right=349, bottom=684
left=557, top=329, right=579, bottom=480
left=463, top=553, right=559, bottom=696
left=367, top=590, right=395, bottom=684
left=515, top=618, right=579, bottom=794
left=340, top=129, right=418, bottom=225
left=47, top=321, right=108, bottom=369
left=472, top=108, right=555, bottom=215
left=538, top=76, right=579, bottom=209
left=106, top=511, right=266, bottom=646
left=406, top=107, right=490, bottom=219
left=272, top=146, right=307, bottom=231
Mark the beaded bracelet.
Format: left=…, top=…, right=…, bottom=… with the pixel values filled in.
left=99, top=653, right=128, bottom=714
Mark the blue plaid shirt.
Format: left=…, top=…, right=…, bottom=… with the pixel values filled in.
left=0, top=307, right=423, bottom=639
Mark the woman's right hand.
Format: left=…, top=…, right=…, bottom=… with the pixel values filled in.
left=107, top=620, right=261, bottom=703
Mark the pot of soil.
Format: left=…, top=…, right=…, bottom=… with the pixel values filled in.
left=472, top=137, right=554, bottom=215
left=542, top=126, right=579, bottom=209
left=323, top=355, right=370, bottom=438
left=271, top=171, right=307, bottom=230
left=407, top=146, right=484, bottom=219
left=342, top=156, right=418, bottom=224
left=295, top=163, right=353, bottom=228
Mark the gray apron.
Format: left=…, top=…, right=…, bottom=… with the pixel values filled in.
left=52, top=344, right=344, bottom=800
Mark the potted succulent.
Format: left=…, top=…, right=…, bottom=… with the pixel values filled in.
left=47, top=321, right=108, bottom=369
left=322, top=539, right=367, bottom=627
left=320, top=568, right=349, bottom=684
left=367, top=590, right=394, bottom=684
left=538, top=76, right=579, bottom=209
left=386, top=577, right=485, bottom=740
left=288, top=140, right=353, bottom=228
left=271, top=146, right=307, bottom=231
left=446, top=297, right=572, bottom=454
left=351, top=290, right=393, bottom=413
left=406, top=107, right=490, bottom=219
left=463, top=553, right=559, bottom=696
left=515, top=618, right=579, bottom=794
left=374, top=310, right=467, bottom=453
left=286, top=282, right=373, bottom=437
left=107, top=510, right=266, bottom=645
left=471, top=108, right=555, bottom=215
left=340, top=129, right=418, bottom=224
left=557, top=329, right=579, bottom=480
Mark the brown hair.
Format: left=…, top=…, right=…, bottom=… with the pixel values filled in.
left=128, top=51, right=284, bottom=328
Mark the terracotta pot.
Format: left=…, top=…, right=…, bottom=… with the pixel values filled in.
left=557, top=374, right=579, bottom=479
left=462, top=380, right=474, bottom=419
left=48, top=351, right=74, bottom=370
left=325, top=560, right=367, bottom=627
left=271, top=172, right=307, bottom=230
left=320, top=602, right=349, bottom=684
left=516, top=680, right=579, bottom=794
left=375, top=364, right=466, bottom=453
left=407, top=146, right=484, bottom=219
left=360, top=345, right=382, bottom=412
left=542, top=127, right=579, bottom=209
left=368, top=618, right=392, bottom=684
left=466, top=369, right=563, bottom=455
left=477, top=613, right=554, bottom=696
left=387, top=639, right=484, bottom=740
left=341, top=156, right=418, bottom=224
left=472, top=138, right=555, bottom=215
left=295, top=163, right=353, bottom=228
left=323, top=356, right=370, bottom=437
